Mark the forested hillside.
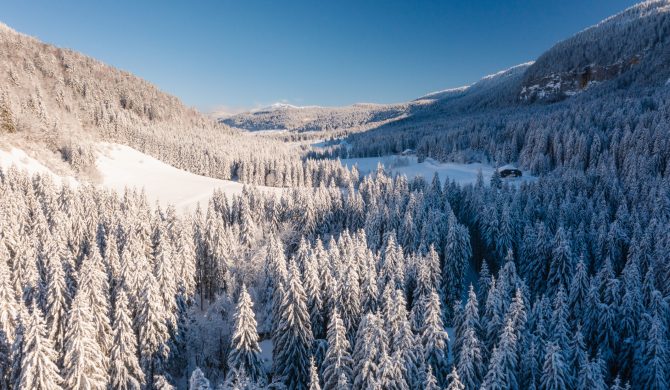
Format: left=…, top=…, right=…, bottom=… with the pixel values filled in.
left=1, top=1, right=670, bottom=390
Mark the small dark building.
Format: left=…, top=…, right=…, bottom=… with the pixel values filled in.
left=500, top=168, right=522, bottom=178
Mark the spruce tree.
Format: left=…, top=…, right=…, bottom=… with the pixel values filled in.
left=309, top=356, right=322, bottom=390
left=138, top=273, right=170, bottom=389
left=482, top=319, right=518, bottom=390
left=421, top=289, right=450, bottom=387
left=44, top=249, right=70, bottom=354
left=547, top=227, right=573, bottom=297
left=352, top=313, right=383, bottom=390
left=322, top=309, right=354, bottom=390
left=109, top=289, right=145, bottom=390
left=62, top=291, right=108, bottom=389
left=633, top=313, right=668, bottom=389
left=446, top=366, right=465, bottom=390
left=189, top=367, right=211, bottom=390
left=457, top=286, right=484, bottom=390
left=17, top=306, right=63, bottom=389
left=274, top=261, right=313, bottom=389
left=540, top=342, right=569, bottom=390
left=228, top=285, right=264, bottom=384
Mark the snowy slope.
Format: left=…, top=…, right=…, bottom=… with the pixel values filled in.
left=0, top=147, right=78, bottom=186
left=96, top=143, right=282, bottom=213
left=341, top=155, right=535, bottom=186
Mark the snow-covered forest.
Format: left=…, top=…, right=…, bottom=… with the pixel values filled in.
left=2, top=1, right=670, bottom=389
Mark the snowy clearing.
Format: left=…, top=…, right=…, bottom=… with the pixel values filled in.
left=96, top=143, right=282, bottom=213
left=0, top=147, right=78, bottom=186
left=341, top=155, right=535, bottom=186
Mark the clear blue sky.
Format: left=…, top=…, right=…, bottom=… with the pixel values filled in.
left=4, top=0, right=639, bottom=112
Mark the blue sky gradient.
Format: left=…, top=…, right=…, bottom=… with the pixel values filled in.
left=3, top=0, right=639, bottom=112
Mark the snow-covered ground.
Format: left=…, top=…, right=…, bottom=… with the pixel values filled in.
left=96, top=143, right=282, bottom=213
left=1, top=143, right=282, bottom=214
left=341, top=155, right=535, bottom=186
left=0, top=147, right=78, bottom=186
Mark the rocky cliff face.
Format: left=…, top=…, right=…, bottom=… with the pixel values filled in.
left=520, top=54, right=643, bottom=102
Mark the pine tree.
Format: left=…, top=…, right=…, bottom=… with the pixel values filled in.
left=577, top=356, right=606, bottom=390
left=138, top=273, right=170, bottom=389
left=421, top=365, right=439, bottom=390
left=352, top=313, right=383, bottom=390
left=482, top=319, right=518, bottom=390
left=228, top=285, right=264, bottom=384
left=446, top=366, right=465, bottom=390
left=633, top=313, right=668, bottom=389
left=540, top=342, right=569, bottom=390
left=189, top=367, right=211, bottom=390
left=309, top=356, right=322, bottom=390
left=380, top=233, right=405, bottom=293
left=274, top=261, right=313, bottom=390
left=567, top=257, right=589, bottom=324
left=44, top=249, right=70, bottom=354
left=322, top=309, right=354, bottom=390
left=109, top=289, right=145, bottom=390
left=0, top=246, right=18, bottom=345
left=547, top=227, right=573, bottom=297
left=78, top=249, right=113, bottom=364
left=62, top=291, right=108, bottom=389
left=17, top=306, right=63, bottom=389
left=304, top=251, right=325, bottom=339
left=443, top=213, right=471, bottom=313
left=457, top=286, right=484, bottom=390
left=376, top=345, right=409, bottom=390
left=421, top=289, right=450, bottom=387
left=550, top=286, right=569, bottom=353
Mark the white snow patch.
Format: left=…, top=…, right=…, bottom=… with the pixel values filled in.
left=341, top=155, right=536, bottom=186
left=0, top=147, right=77, bottom=185
left=418, top=85, right=471, bottom=101
left=95, top=143, right=281, bottom=213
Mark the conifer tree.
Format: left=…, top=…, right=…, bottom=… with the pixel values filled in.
left=443, top=213, right=471, bottom=312
left=274, top=261, right=313, bottom=390
left=109, top=289, right=145, bottom=390
left=547, top=227, right=573, bottom=297
left=62, top=291, right=108, bottom=390
left=78, top=249, right=113, bottom=362
left=457, top=286, right=484, bottom=390
left=228, top=285, right=264, bottom=384
left=17, top=306, right=63, bottom=389
left=352, top=313, right=383, bottom=390
left=421, top=289, right=450, bottom=387
left=633, top=313, right=668, bottom=389
left=189, top=367, right=211, bottom=390
left=44, top=249, right=70, bottom=353
left=577, top=356, right=606, bottom=390
left=422, top=365, right=440, bottom=390
left=376, top=345, right=409, bottom=390
left=322, top=309, right=354, bottom=390
left=446, top=366, right=465, bottom=390
left=0, top=247, right=18, bottom=345
left=138, top=273, right=170, bottom=389
left=540, top=342, right=569, bottom=390
left=482, top=319, right=518, bottom=390
left=304, top=251, right=325, bottom=339
left=309, top=356, right=322, bottom=390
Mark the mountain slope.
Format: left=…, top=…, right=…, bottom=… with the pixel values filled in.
left=0, top=22, right=309, bottom=187
left=221, top=101, right=414, bottom=134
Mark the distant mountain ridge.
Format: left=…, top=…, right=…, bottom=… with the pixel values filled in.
left=223, top=0, right=670, bottom=133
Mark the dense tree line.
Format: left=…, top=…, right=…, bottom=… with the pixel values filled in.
left=1, top=149, right=668, bottom=388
